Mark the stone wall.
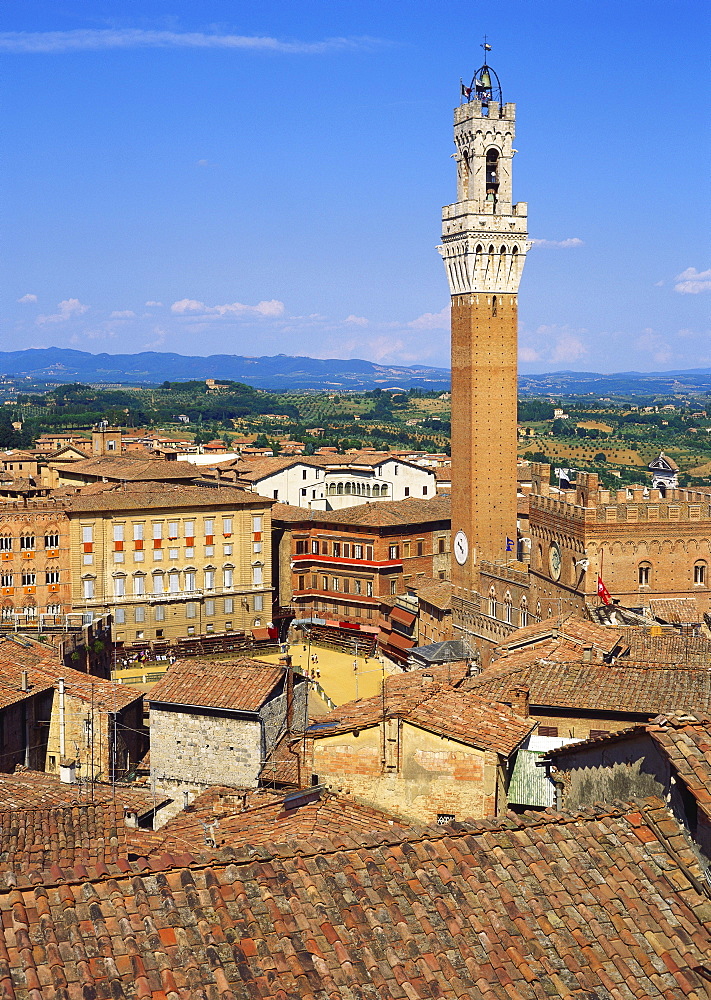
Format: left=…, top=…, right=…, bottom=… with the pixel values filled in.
left=311, top=721, right=502, bottom=825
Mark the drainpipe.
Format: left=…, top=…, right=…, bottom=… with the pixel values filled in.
left=58, top=677, right=66, bottom=758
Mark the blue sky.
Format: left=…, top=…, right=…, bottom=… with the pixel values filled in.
left=2, top=1, right=709, bottom=373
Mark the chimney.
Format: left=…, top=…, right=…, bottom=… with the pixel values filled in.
left=510, top=685, right=530, bottom=718
left=21, top=670, right=28, bottom=692
left=582, top=644, right=593, bottom=662
left=59, top=758, right=76, bottom=784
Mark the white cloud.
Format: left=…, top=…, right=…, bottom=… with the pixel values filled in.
left=549, top=334, right=588, bottom=363
left=519, top=346, right=541, bottom=362
left=36, top=298, right=89, bottom=325
left=407, top=306, right=450, bottom=330
left=0, top=29, right=381, bottom=55
left=636, top=330, right=672, bottom=365
left=143, top=327, right=168, bottom=349
left=110, top=309, right=136, bottom=319
left=344, top=314, right=369, bottom=326
left=145, top=300, right=163, bottom=307
left=17, top=293, right=37, bottom=304
left=530, top=238, right=584, bottom=249
left=171, top=298, right=285, bottom=319
left=674, top=267, right=711, bottom=294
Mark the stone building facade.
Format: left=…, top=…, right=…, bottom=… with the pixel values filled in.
left=149, top=658, right=307, bottom=824
left=66, top=483, right=274, bottom=645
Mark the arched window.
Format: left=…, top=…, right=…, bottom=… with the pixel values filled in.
left=485, top=148, right=499, bottom=203
left=1, top=603, right=13, bottom=621
left=344, top=483, right=351, bottom=495
left=380, top=484, right=389, bottom=496
left=488, top=587, right=497, bottom=619
left=372, top=484, right=380, bottom=497
left=520, top=598, right=528, bottom=627
left=504, top=591, right=512, bottom=624
left=638, top=562, right=651, bottom=587
left=0, top=533, right=11, bottom=553
left=337, top=483, right=344, bottom=495
left=694, top=561, right=707, bottom=586
left=492, top=295, right=498, bottom=317
left=536, top=601, right=541, bottom=618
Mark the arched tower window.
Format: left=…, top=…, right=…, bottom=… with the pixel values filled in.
left=520, top=597, right=528, bottom=627
left=488, top=587, right=497, bottom=619
left=492, top=295, right=498, bottom=317
left=485, top=148, right=499, bottom=194
left=694, top=561, right=706, bottom=586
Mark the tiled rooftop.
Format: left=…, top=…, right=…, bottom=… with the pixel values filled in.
left=649, top=596, right=702, bottom=624
left=0, top=799, right=709, bottom=998
left=496, top=611, right=626, bottom=657
left=651, top=713, right=711, bottom=808
left=131, top=785, right=408, bottom=858
left=0, top=801, right=127, bottom=871
left=148, top=657, right=286, bottom=713
left=310, top=681, right=535, bottom=755
left=0, top=769, right=165, bottom=820
left=54, top=454, right=199, bottom=480
left=67, top=481, right=264, bottom=512
left=272, top=495, right=450, bottom=527
left=464, top=652, right=711, bottom=716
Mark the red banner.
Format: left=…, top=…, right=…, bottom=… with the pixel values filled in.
left=597, top=576, right=612, bottom=605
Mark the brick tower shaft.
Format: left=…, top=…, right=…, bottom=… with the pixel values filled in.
left=438, top=60, right=529, bottom=626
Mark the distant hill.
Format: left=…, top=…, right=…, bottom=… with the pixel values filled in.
left=1, top=348, right=711, bottom=395
left=0, top=348, right=450, bottom=392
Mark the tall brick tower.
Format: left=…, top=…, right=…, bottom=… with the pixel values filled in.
left=438, top=48, right=529, bottom=632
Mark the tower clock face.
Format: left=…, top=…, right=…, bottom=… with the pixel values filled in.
left=548, top=542, right=562, bottom=581
left=454, top=530, right=469, bottom=565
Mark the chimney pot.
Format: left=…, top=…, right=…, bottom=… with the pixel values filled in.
left=21, top=670, right=28, bottom=692
left=582, top=644, right=593, bottom=662
left=510, top=685, right=530, bottom=717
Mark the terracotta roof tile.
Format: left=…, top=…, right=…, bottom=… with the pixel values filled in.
left=148, top=657, right=287, bottom=712
left=0, top=799, right=709, bottom=998
left=54, top=454, right=199, bottom=480
left=0, top=770, right=164, bottom=820
left=67, top=481, right=266, bottom=512
left=310, top=681, right=535, bottom=755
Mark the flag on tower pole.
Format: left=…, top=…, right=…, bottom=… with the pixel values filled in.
left=597, top=575, right=612, bottom=605
left=505, top=537, right=515, bottom=552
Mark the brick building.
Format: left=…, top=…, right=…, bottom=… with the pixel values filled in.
left=148, top=658, right=308, bottom=824
left=66, top=482, right=274, bottom=645
left=271, top=497, right=451, bottom=645
left=0, top=498, right=72, bottom=621
left=307, top=677, right=534, bottom=825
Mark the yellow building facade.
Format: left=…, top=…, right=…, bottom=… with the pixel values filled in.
left=66, top=485, right=274, bottom=644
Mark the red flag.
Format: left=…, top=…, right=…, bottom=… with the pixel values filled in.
left=597, top=575, right=612, bottom=605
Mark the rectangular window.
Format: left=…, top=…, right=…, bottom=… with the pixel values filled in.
left=204, top=519, right=214, bottom=537
left=45, top=533, right=60, bottom=550
left=45, top=570, right=60, bottom=585
left=438, top=537, right=445, bottom=554
left=252, top=516, right=262, bottom=533
left=353, top=544, right=363, bottom=560
left=22, top=572, right=36, bottom=587
left=343, top=543, right=350, bottom=558
left=366, top=581, right=373, bottom=597
left=168, top=521, right=179, bottom=539
left=153, top=575, right=163, bottom=595
left=113, top=524, right=124, bottom=552
left=0, top=537, right=11, bottom=552
left=588, top=729, right=608, bottom=739
left=114, top=607, right=125, bottom=624
left=204, top=570, right=215, bottom=591
left=186, top=602, right=196, bottom=619
left=311, top=540, right=319, bottom=555
left=114, top=551, right=124, bottom=564
left=0, top=573, right=13, bottom=588
left=321, top=540, right=328, bottom=555
left=169, top=572, right=180, bottom=593
left=311, top=574, right=318, bottom=588
left=82, top=579, right=94, bottom=599
left=253, top=541, right=262, bottom=553
left=152, top=523, right=163, bottom=548
left=224, top=568, right=233, bottom=588
left=184, top=520, right=194, bottom=545
left=332, top=542, right=340, bottom=557
left=538, top=726, right=559, bottom=738
left=223, top=543, right=233, bottom=556
left=133, top=523, right=144, bottom=549
left=205, top=599, right=215, bottom=616
left=185, top=571, right=196, bottom=591
left=254, top=594, right=263, bottom=612
left=135, top=606, right=145, bottom=623
left=332, top=578, right=340, bottom=592
left=298, top=575, right=305, bottom=590
left=390, top=579, right=397, bottom=595
left=302, top=469, right=307, bottom=480
left=417, top=541, right=424, bottom=556
left=403, top=542, right=411, bottom=557
left=81, top=526, right=92, bottom=545
left=154, top=605, right=165, bottom=621
left=389, top=545, right=399, bottom=560
left=366, top=546, right=373, bottom=560
left=422, top=486, right=428, bottom=496
left=343, top=578, right=350, bottom=594
left=114, top=576, right=125, bottom=597
left=273, top=490, right=279, bottom=499
left=301, top=488, right=307, bottom=497
left=223, top=517, right=232, bottom=535
left=224, top=597, right=234, bottom=613
left=404, top=487, right=410, bottom=497
left=83, top=553, right=94, bottom=565
left=354, top=579, right=362, bottom=595
left=153, top=549, right=163, bottom=561
left=296, top=540, right=307, bottom=554
left=169, top=548, right=179, bottom=560
left=322, top=576, right=329, bottom=591
left=133, top=576, right=145, bottom=596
